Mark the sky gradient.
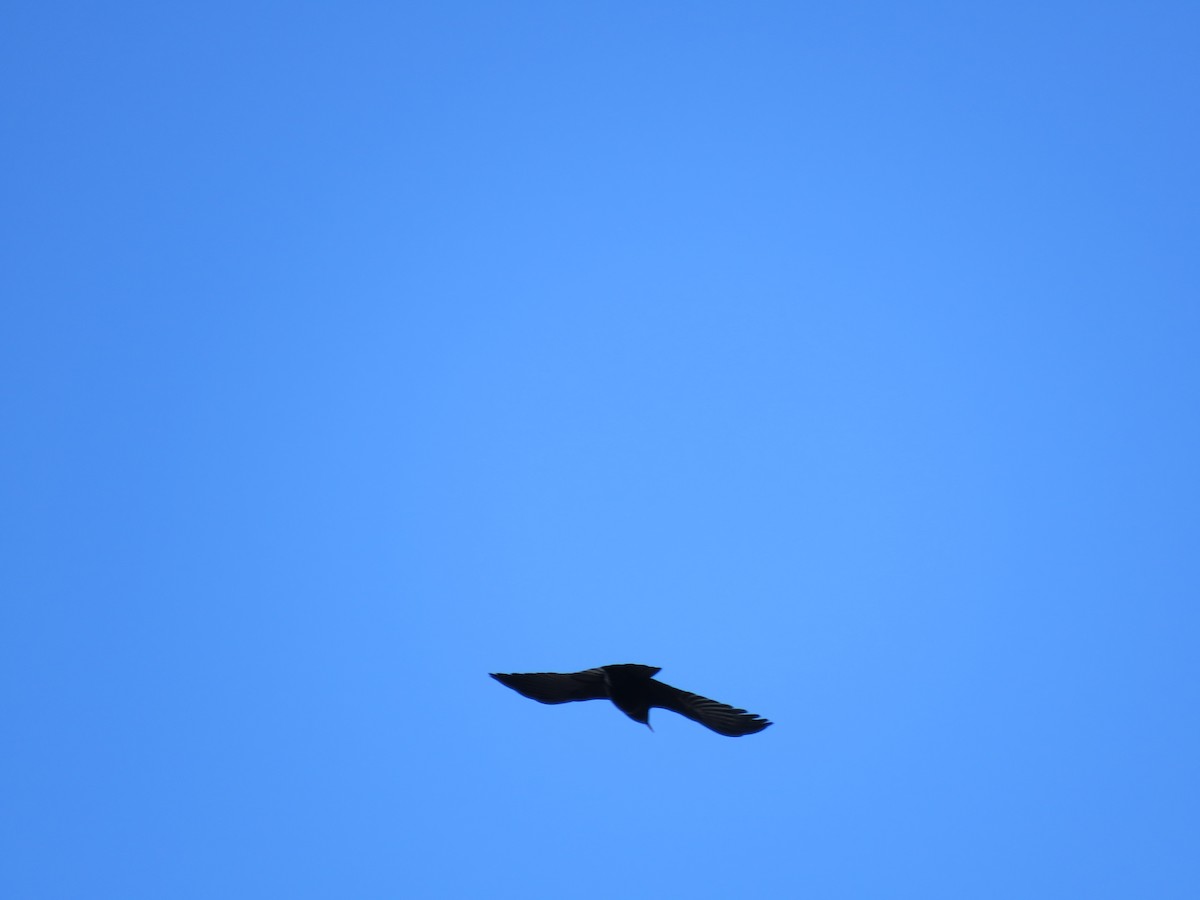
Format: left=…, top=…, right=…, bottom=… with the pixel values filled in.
left=4, top=3, right=1199, bottom=897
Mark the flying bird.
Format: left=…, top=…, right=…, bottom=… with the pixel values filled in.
left=489, top=664, right=772, bottom=737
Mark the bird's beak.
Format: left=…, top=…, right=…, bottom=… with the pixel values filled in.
left=646, top=722, right=654, bottom=732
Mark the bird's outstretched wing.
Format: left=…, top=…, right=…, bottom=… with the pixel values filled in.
left=648, top=680, right=772, bottom=736
left=490, top=669, right=609, bottom=704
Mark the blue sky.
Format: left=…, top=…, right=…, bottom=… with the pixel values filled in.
left=3, top=2, right=1198, bottom=897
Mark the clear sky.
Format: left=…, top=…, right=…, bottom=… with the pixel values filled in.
left=3, top=2, right=1198, bottom=898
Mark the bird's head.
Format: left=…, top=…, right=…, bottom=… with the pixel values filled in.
left=625, top=706, right=652, bottom=731
left=609, top=684, right=654, bottom=732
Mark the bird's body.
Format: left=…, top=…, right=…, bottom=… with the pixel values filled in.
left=489, top=664, right=772, bottom=737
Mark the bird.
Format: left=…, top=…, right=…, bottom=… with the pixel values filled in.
left=489, top=664, right=772, bottom=737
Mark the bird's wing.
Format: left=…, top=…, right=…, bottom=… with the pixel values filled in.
left=490, top=669, right=609, bottom=704
left=647, top=680, right=772, bottom=736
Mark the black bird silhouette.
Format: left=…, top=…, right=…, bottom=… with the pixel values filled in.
left=489, top=664, right=772, bottom=736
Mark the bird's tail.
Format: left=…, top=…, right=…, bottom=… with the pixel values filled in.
left=603, top=663, right=661, bottom=681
